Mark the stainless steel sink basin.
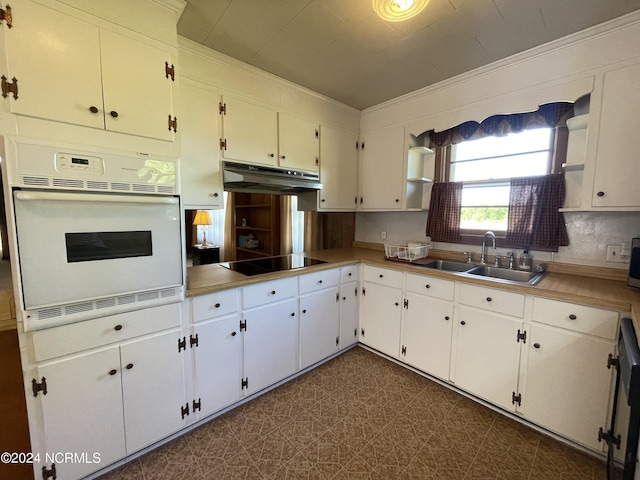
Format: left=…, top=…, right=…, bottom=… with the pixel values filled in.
left=466, top=265, right=546, bottom=285
left=422, top=260, right=474, bottom=272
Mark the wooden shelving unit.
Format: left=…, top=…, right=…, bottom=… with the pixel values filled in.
left=231, top=193, right=281, bottom=261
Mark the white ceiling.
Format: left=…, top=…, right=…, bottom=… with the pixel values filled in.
left=177, top=0, right=640, bottom=110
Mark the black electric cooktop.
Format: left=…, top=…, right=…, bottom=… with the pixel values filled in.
left=220, top=254, right=327, bottom=276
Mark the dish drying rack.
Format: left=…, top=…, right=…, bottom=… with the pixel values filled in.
left=385, top=243, right=431, bottom=262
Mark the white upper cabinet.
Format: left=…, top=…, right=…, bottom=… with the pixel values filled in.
left=318, top=125, right=358, bottom=210
left=1, top=0, right=175, bottom=142
left=180, top=81, right=222, bottom=208
left=359, top=125, right=406, bottom=210
left=591, top=61, right=640, bottom=208
left=220, top=96, right=319, bottom=172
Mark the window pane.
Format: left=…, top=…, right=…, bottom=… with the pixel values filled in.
left=460, top=207, right=508, bottom=231
left=451, top=151, right=550, bottom=181
left=461, top=184, right=510, bottom=207
left=453, top=128, right=552, bottom=161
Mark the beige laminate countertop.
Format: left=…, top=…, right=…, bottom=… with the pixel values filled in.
left=187, top=247, right=640, bottom=322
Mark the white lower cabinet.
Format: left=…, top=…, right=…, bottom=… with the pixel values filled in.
left=401, top=292, right=453, bottom=381
left=339, top=282, right=359, bottom=349
left=300, top=287, right=340, bottom=369
left=243, top=298, right=299, bottom=396
left=360, top=281, right=402, bottom=358
left=453, top=307, right=524, bottom=411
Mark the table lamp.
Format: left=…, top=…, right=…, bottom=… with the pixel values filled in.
left=193, top=210, right=213, bottom=246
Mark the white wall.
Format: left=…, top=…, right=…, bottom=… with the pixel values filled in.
left=355, top=211, right=640, bottom=269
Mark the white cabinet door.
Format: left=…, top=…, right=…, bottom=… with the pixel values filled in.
left=243, top=298, right=298, bottom=396
left=193, top=315, right=243, bottom=418
left=100, top=29, right=174, bottom=141
left=318, top=125, right=359, bottom=210
left=221, top=96, right=278, bottom=166
left=37, top=346, right=126, bottom=480
left=592, top=62, right=640, bottom=207
left=2, top=0, right=104, bottom=128
left=120, top=329, right=186, bottom=453
left=299, top=287, right=340, bottom=369
left=402, top=292, right=454, bottom=381
left=278, top=112, right=319, bottom=172
left=180, top=82, right=222, bottom=208
left=339, top=282, right=359, bottom=349
left=359, top=125, right=405, bottom=210
left=360, top=282, right=402, bottom=358
left=524, top=324, right=614, bottom=451
left=453, top=307, right=523, bottom=411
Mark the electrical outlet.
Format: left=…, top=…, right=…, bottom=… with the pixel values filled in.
left=606, top=244, right=621, bottom=262
left=381, top=231, right=387, bottom=240
left=621, top=242, right=632, bottom=263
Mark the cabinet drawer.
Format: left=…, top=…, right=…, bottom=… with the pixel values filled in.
left=341, top=265, right=359, bottom=284
left=242, top=277, right=298, bottom=309
left=405, top=273, right=454, bottom=301
left=460, top=284, right=525, bottom=318
left=532, top=297, right=619, bottom=340
left=299, top=268, right=340, bottom=295
left=32, top=303, right=181, bottom=362
left=363, top=265, right=403, bottom=288
left=192, top=289, right=239, bottom=322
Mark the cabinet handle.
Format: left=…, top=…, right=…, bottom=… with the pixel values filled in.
left=231, top=331, right=237, bottom=337
left=280, top=155, right=286, bottom=160
left=214, top=303, right=221, bottom=308
left=302, top=309, right=307, bottom=314
left=290, top=312, right=295, bottom=317
left=212, top=192, right=219, bottom=198
left=114, top=324, right=123, bottom=331
left=318, top=279, right=323, bottom=284
left=89, top=106, right=99, bottom=114
left=395, top=302, right=399, bottom=306
left=460, top=320, right=466, bottom=325
left=379, top=274, right=384, bottom=278
left=109, top=369, right=117, bottom=376
left=268, top=153, right=275, bottom=158
left=425, top=284, right=431, bottom=289
left=109, top=110, right=119, bottom=118
left=342, top=296, right=346, bottom=301
left=126, top=363, right=134, bottom=370
left=597, top=191, right=605, bottom=197
left=321, top=198, right=326, bottom=202
left=271, top=290, right=276, bottom=295
left=486, top=297, right=492, bottom=302
left=445, top=316, right=450, bottom=321
left=348, top=272, right=352, bottom=276
left=533, top=343, right=541, bottom=349
left=395, top=199, right=400, bottom=203
left=569, top=314, right=577, bottom=320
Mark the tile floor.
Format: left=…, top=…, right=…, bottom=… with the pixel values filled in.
left=99, top=346, right=617, bottom=480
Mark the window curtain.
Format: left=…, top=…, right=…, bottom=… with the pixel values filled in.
left=505, top=174, right=569, bottom=250
left=426, top=182, right=463, bottom=242
left=428, top=102, right=574, bottom=147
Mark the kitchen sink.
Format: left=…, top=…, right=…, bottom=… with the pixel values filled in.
left=421, top=260, right=475, bottom=272
left=466, top=265, right=546, bottom=285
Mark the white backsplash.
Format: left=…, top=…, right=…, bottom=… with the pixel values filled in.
left=355, top=211, right=640, bottom=269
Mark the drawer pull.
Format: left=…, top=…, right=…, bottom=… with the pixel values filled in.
left=348, top=272, right=352, bottom=276
left=425, top=284, right=431, bottom=289
left=445, top=316, right=450, bottom=321
left=89, top=105, right=99, bottom=114
left=114, top=324, right=123, bottom=331
left=302, top=309, right=307, bottom=314
left=486, top=297, right=492, bottom=302
left=395, top=302, right=399, bottom=306
left=533, top=343, right=541, bottom=349
left=231, top=331, right=237, bottom=337
left=109, top=369, right=117, bottom=376
left=126, top=363, right=134, bottom=370
left=460, top=320, right=466, bottom=325
left=318, top=280, right=323, bottom=284
left=271, top=290, right=276, bottom=295
left=379, top=274, right=384, bottom=278
left=569, top=314, right=577, bottom=320
left=290, top=312, right=295, bottom=317
left=214, top=303, right=221, bottom=308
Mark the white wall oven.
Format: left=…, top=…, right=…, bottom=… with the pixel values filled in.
left=7, top=141, right=183, bottom=330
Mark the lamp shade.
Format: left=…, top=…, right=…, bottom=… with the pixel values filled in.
left=193, top=210, right=212, bottom=226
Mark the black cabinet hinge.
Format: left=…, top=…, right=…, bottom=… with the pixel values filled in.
left=336, top=292, right=340, bottom=302
left=167, top=115, right=177, bottom=133
left=401, top=345, right=407, bottom=356
left=1, top=75, right=18, bottom=100
left=32, top=377, right=47, bottom=397
left=511, top=391, right=522, bottom=406
left=516, top=329, right=527, bottom=343
left=354, top=328, right=357, bottom=338
left=219, top=102, right=226, bottom=115
left=41, top=463, right=56, bottom=480
left=178, top=336, right=187, bottom=352
left=355, top=286, right=358, bottom=297
left=362, top=287, right=366, bottom=296
left=220, top=138, right=227, bottom=150
left=190, top=334, right=199, bottom=348
left=315, top=129, right=319, bottom=139
left=598, top=427, right=621, bottom=449
left=0, top=5, right=12, bottom=28
left=315, top=156, right=319, bottom=166
left=355, top=141, right=359, bottom=150
left=403, top=298, right=409, bottom=309
left=192, top=398, right=201, bottom=413
left=180, top=403, right=190, bottom=419
left=607, top=353, right=619, bottom=369
left=165, top=61, right=175, bottom=81
left=336, top=336, right=339, bottom=346
left=241, top=377, right=248, bottom=390
left=360, top=328, right=365, bottom=337
left=359, top=197, right=363, bottom=204
left=361, top=142, right=365, bottom=150
left=240, top=319, right=247, bottom=332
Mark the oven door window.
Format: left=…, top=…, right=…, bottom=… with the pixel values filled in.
left=66, top=231, right=152, bottom=263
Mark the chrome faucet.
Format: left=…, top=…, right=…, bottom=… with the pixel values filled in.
left=481, top=231, right=496, bottom=264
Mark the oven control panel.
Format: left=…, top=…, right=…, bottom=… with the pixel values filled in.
left=56, top=153, right=105, bottom=176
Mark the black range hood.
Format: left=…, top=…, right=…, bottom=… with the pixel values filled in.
left=222, top=161, right=322, bottom=195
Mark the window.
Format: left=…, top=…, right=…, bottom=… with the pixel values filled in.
left=449, top=128, right=555, bottom=234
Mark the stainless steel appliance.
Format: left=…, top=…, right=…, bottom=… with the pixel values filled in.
left=220, top=254, right=326, bottom=276
left=628, top=238, right=640, bottom=288
left=7, top=141, right=183, bottom=330
left=222, top=161, right=322, bottom=195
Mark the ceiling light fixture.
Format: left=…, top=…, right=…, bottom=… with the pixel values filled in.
left=373, top=0, right=429, bottom=22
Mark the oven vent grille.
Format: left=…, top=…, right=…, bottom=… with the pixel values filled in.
left=17, top=176, right=175, bottom=195
left=117, top=295, right=136, bottom=305
left=138, top=291, right=159, bottom=302
left=38, top=307, right=63, bottom=319
left=65, top=302, right=94, bottom=315
left=96, top=298, right=117, bottom=309
left=157, top=185, right=175, bottom=194
left=87, top=181, right=109, bottom=190
left=133, top=184, right=155, bottom=193
left=111, top=182, right=131, bottom=191
left=53, top=178, right=84, bottom=188
left=22, top=176, right=50, bottom=186
left=160, top=288, right=179, bottom=298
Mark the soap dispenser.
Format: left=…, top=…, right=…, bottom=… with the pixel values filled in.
left=519, top=249, right=532, bottom=271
